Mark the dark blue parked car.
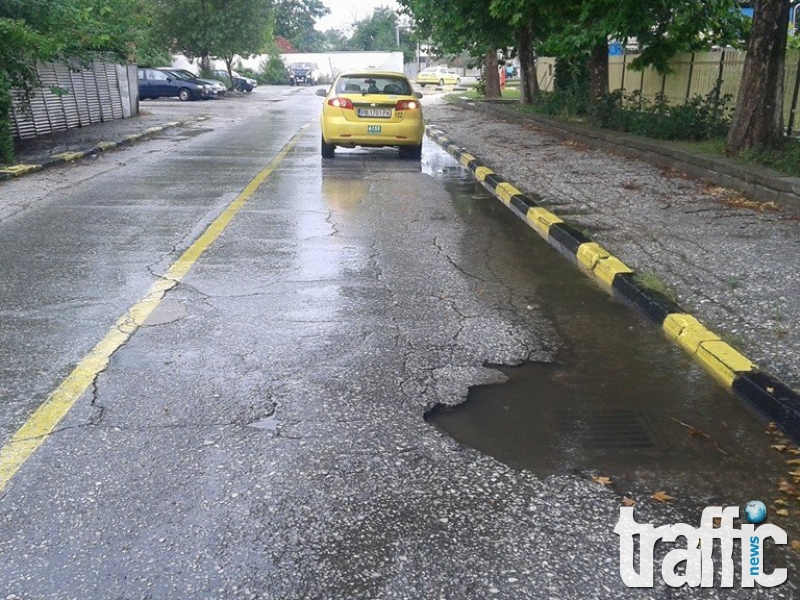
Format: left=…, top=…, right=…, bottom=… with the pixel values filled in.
left=138, top=67, right=209, bottom=101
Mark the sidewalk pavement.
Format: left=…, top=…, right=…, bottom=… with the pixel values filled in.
left=1, top=112, right=209, bottom=180
left=3, top=99, right=800, bottom=444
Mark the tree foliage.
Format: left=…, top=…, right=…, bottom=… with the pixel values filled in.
left=342, top=7, right=417, bottom=62
left=319, top=28, right=349, bottom=52
left=400, top=0, right=513, bottom=96
left=0, top=0, right=157, bottom=164
left=148, top=0, right=273, bottom=68
left=400, top=0, right=512, bottom=59
left=726, top=0, right=791, bottom=152
left=273, top=0, right=329, bottom=52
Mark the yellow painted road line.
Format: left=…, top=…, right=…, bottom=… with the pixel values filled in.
left=0, top=125, right=309, bottom=493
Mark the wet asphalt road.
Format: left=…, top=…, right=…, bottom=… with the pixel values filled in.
left=0, top=88, right=798, bottom=598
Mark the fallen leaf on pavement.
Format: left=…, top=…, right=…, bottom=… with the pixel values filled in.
left=652, top=491, right=674, bottom=503
left=791, top=541, right=800, bottom=553
left=776, top=509, right=790, bottom=517
left=592, top=475, right=612, bottom=486
left=621, top=497, right=637, bottom=507
left=671, top=418, right=727, bottom=455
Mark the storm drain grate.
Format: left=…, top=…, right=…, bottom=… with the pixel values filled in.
left=555, top=408, right=661, bottom=450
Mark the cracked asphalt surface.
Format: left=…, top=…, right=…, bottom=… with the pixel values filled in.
left=0, top=88, right=799, bottom=598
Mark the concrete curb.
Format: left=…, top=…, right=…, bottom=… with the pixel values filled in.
left=456, top=99, right=800, bottom=214
left=0, top=118, right=204, bottom=182
left=426, top=123, right=800, bottom=443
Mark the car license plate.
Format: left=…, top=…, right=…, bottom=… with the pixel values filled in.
left=368, top=125, right=382, bottom=134
left=358, top=108, right=392, bottom=118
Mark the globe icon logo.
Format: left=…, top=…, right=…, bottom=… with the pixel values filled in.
left=744, top=500, right=767, bottom=524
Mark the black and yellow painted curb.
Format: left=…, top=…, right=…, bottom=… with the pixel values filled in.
left=426, top=124, right=800, bottom=442
left=0, top=118, right=206, bottom=182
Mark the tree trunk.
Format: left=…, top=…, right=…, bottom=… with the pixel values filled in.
left=726, top=0, right=791, bottom=153
left=484, top=51, right=501, bottom=99
left=519, top=25, right=539, bottom=105
left=589, top=39, right=609, bottom=103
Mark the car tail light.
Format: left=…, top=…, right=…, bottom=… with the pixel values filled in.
left=395, top=100, right=420, bottom=111
left=328, top=97, right=354, bottom=109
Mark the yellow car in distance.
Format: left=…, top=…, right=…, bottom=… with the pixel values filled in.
left=315, top=71, right=425, bottom=160
left=416, top=66, right=460, bottom=87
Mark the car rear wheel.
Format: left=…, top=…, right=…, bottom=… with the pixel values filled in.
left=321, top=136, right=335, bottom=159
left=399, top=143, right=422, bottom=160
left=178, top=88, right=192, bottom=101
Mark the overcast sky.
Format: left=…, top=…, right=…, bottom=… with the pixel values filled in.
left=314, top=0, right=401, bottom=32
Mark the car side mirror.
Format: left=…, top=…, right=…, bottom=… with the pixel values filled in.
left=315, top=88, right=327, bottom=97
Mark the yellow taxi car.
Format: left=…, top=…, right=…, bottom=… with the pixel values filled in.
left=415, top=66, right=460, bottom=87
left=315, top=71, right=424, bottom=160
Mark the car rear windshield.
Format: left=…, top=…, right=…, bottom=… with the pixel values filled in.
left=336, top=76, right=412, bottom=95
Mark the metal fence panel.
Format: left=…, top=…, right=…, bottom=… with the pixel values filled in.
left=10, top=59, right=137, bottom=140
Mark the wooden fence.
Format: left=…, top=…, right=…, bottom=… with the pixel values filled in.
left=537, top=50, right=800, bottom=136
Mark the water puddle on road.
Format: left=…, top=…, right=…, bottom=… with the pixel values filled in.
left=424, top=151, right=800, bottom=528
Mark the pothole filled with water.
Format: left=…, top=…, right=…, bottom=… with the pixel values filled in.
left=425, top=151, right=800, bottom=539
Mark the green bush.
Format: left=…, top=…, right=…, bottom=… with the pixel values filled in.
left=740, top=139, right=800, bottom=178
left=531, top=86, right=590, bottom=119
left=588, top=86, right=733, bottom=141
left=0, top=79, right=14, bottom=166
left=257, top=49, right=290, bottom=85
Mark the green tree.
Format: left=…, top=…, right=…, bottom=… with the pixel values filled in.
left=347, top=7, right=398, bottom=50
left=400, top=0, right=513, bottom=97
left=1, top=0, right=155, bottom=164
left=726, top=0, right=792, bottom=152
left=320, top=28, right=349, bottom=52
left=489, top=0, right=559, bottom=103
left=273, top=0, right=329, bottom=51
left=486, top=0, right=745, bottom=107
left=149, top=0, right=272, bottom=70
